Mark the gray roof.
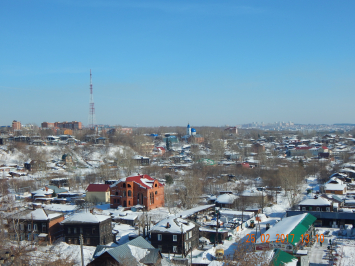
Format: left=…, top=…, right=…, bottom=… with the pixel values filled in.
left=93, top=236, right=157, bottom=264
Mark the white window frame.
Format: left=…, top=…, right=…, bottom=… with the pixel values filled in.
left=28, top=224, right=31, bottom=231
left=302, top=207, right=306, bottom=211
left=173, top=246, right=177, bottom=253
left=326, top=207, right=330, bottom=212
left=316, top=207, right=320, bottom=211
left=158, top=234, right=162, bottom=241
left=173, top=235, right=177, bottom=241
left=189, top=231, right=192, bottom=239
left=33, top=224, right=38, bottom=231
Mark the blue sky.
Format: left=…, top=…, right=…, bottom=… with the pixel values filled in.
left=1, top=0, right=354, bottom=127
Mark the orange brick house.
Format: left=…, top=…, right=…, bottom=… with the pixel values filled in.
left=110, top=174, right=164, bottom=210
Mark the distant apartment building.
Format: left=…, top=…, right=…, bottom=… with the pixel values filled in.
left=41, top=121, right=82, bottom=130
left=41, top=122, right=55, bottom=128
left=12, top=120, right=21, bottom=130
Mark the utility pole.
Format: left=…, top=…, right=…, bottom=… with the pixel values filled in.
left=80, top=234, right=84, bottom=266
left=261, top=189, right=264, bottom=214
left=214, top=210, right=219, bottom=247
left=181, top=224, right=184, bottom=258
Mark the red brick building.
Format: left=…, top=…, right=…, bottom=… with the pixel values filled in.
left=110, top=174, right=164, bottom=210
left=12, top=120, right=21, bottom=130
left=41, top=121, right=82, bottom=130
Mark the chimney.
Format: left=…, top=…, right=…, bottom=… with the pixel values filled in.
left=166, top=222, right=170, bottom=228
left=45, top=187, right=48, bottom=192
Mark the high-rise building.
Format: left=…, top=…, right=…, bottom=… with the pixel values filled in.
left=12, top=120, right=21, bottom=130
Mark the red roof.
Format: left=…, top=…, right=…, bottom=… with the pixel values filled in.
left=86, top=184, right=110, bottom=192
left=126, top=174, right=163, bottom=189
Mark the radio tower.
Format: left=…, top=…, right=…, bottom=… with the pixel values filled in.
left=88, top=69, right=95, bottom=129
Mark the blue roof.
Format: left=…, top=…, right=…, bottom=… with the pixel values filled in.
left=187, top=124, right=190, bottom=128
left=191, top=128, right=196, bottom=132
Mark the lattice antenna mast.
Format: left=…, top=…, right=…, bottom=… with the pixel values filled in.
left=88, top=69, right=96, bottom=128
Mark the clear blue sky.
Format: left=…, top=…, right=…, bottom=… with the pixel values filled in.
left=1, top=0, right=354, bottom=127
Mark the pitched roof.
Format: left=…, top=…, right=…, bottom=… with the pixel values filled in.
left=9, top=209, right=63, bottom=221
left=299, top=197, right=331, bottom=206
left=127, top=175, right=163, bottom=189
left=86, top=184, right=110, bottom=192
left=93, top=236, right=158, bottom=264
left=272, top=249, right=298, bottom=266
left=110, top=175, right=164, bottom=189
left=256, top=213, right=316, bottom=246
left=61, top=211, right=111, bottom=224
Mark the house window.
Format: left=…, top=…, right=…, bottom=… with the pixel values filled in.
left=80, top=227, right=83, bottom=234
left=42, top=224, right=46, bottom=233
left=123, top=191, right=126, bottom=197
left=68, top=227, right=71, bottom=234
left=158, top=234, right=162, bottom=241
left=128, top=184, right=132, bottom=188
left=309, top=207, right=312, bottom=211
left=115, top=192, right=118, bottom=195
left=123, top=183, right=126, bottom=188
left=155, top=191, right=157, bottom=195
left=86, top=238, right=90, bottom=245
left=33, top=224, right=38, bottom=231
left=150, top=192, right=154, bottom=205
left=28, top=224, right=31, bottom=231
left=158, top=245, right=162, bottom=251
left=92, top=228, right=96, bottom=234
left=68, top=238, right=72, bottom=244
left=302, top=207, right=306, bottom=211
left=128, top=190, right=132, bottom=197
left=114, top=199, right=116, bottom=203
left=74, top=228, right=77, bottom=234
left=173, top=235, right=177, bottom=241
left=20, top=224, right=24, bottom=231
left=189, top=231, right=192, bottom=239
left=316, top=207, right=320, bottom=211
left=74, top=238, right=78, bottom=244
left=173, top=246, right=177, bottom=253
left=326, top=207, right=330, bottom=212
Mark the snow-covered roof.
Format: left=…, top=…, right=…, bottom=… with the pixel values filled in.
left=150, top=217, right=196, bottom=234
left=61, top=211, right=111, bottom=224
left=256, top=213, right=310, bottom=243
left=215, top=194, right=238, bottom=204
left=31, top=188, right=53, bottom=196
left=299, top=197, right=331, bottom=206
left=324, top=183, right=346, bottom=191
left=110, top=174, right=164, bottom=189
left=177, top=204, right=215, bottom=219
left=10, top=208, right=63, bottom=221
left=43, top=204, right=78, bottom=213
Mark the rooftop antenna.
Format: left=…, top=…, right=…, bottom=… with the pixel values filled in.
left=88, top=69, right=96, bottom=129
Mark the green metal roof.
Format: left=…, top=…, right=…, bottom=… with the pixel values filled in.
left=272, top=249, right=298, bottom=266
left=288, top=213, right=316, bottom=246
